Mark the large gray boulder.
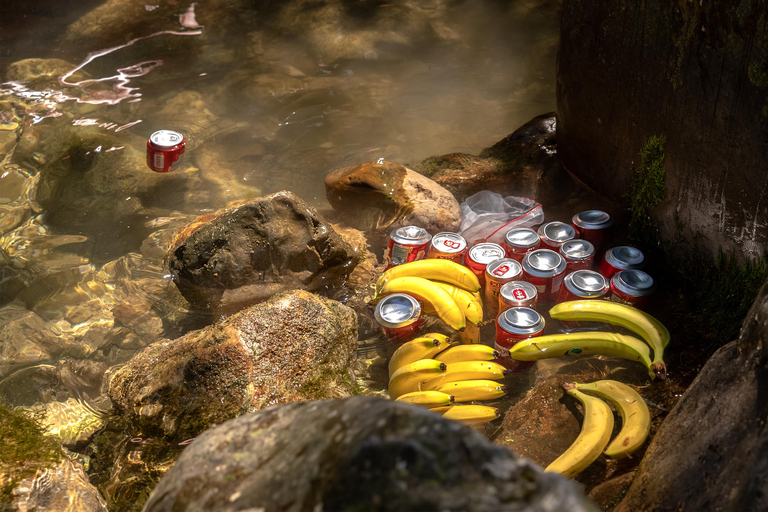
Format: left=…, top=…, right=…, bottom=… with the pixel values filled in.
left=108, top=289, right=358, bottom=440
left=557, top=0, right=768, bottom=262
left=615, top=276, right=768, bottom=511
left=142, top=396, right=597, bottom=512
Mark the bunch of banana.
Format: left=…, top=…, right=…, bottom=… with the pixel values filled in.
left=387, top=336, right=507, bottom=425
left=549, top=300, right=670, bottom=380
left=373, top=259, right=483, bottom=334
left=545, top=380, right=651, bottom=478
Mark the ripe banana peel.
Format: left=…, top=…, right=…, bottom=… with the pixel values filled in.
left=388, top=333, right=452, bottom=376
left=432, top=379, right=508, bottom=402
left=375, top=276, right=466, bottom=331
left=432, top=281, right=484, bottom=324
left=434, top=344, right=499, bottom=364
left=388, top=359, right=447, bottom=399
left=396, top=390, right=454, bottom=408
left=549, top=300, right=669, bottom=380
left=545, top=385, right=614, bottom=478
left=376, top=259, right=481, bottom=294
left=506, top=331, right=656, bottom=380
left=431, top=404, right=501, bottom=425
left=572, top=380, right=651, bottom=459
left=421, top=360, right=510, bottom=390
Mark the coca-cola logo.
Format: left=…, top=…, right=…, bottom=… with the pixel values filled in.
left=512, top=288, right=528, bottom=300
left=492, top=264, right=510, bottom=276
left=442, top=239, right=461, bottom=249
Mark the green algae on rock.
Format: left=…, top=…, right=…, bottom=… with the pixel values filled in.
left=16, top=397, right=107, bottom=449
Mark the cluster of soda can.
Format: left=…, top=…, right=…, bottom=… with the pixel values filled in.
left=377, top=210, right=657, bottom=368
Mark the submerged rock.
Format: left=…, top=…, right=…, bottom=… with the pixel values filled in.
left=17, top=397, right=107, bottom=449
left=166, top=190, right=361, bottom=311
left=325, top=159, right=461, bottom=234
left=108, top=289, right=358, bottom=440
left=143, top=395, right=597, bottom=512
left=615, top=277, right=768, bottom=512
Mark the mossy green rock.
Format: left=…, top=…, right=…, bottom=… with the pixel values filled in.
left=143, top=396, right=597, bottom=512
left=108, top=289, right=358, bottom=441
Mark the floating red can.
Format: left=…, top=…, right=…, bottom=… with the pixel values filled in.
left=559, top=239, right=596, bottom=272
left=495, top=307, right=545, bottom=371
left=383, top=226, right=432, bottom=269
left=572, top=210, right=614, bottom=257
left=537, top=221, right=576, bottom=251
left=503, top=227, right=541, bottom=262
left=146, top=129, right=186, bottom=173
left=521, top=249, right=567, bottom=304
left=374, top=293, right=424, bottom=341
left=484, top=258, right=523, bottom=320
left=610, top=269, right=656, bottom=309
left=426, top=232, right=468, bottom=263
left=598, top=246, right=645, bottom=279
left=499, top=280, right=538, bottom=311
left=465, top=242, right=506, bottom=286
left=556, top=270, right=610, bottom=304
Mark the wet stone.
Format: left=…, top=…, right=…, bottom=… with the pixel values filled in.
left=143, top=395, right=597, bottom=512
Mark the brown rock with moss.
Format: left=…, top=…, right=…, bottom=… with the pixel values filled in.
left=107, top=289, right=358, bottom=440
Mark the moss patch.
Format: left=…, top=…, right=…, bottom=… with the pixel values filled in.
left=0, top=403, right=64, bottom=505
left=628, top=135, right=667, bottom=244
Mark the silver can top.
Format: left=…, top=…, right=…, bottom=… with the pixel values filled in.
left=538, top=222, right=576, bottom=244
left=504, top=227, right=540, bottom=249
left=497, top=307, right=545, bottom=335
left=522, top=249, right=567, bottom=278
left=430, top=232, right=467, bottom=253
left=604, top=246, right=645, bottom=269
left=149, top=129, right=185, bottom=148
left=564, top=270, right=609, bottom=297
left=572, top=210, right=614, bottom=230
left=499, top=281, right=538, bottom=303
left=390, top=226, right=431, bottom=246
left=486, top=258, right=522, bottom=280
left=612, top=270, right=656, bottom=297
left=468, top=243, right=506, bottom=265
left=560, top=239, right=596, bottom=260
left=374, top=293, right=421, bottom=328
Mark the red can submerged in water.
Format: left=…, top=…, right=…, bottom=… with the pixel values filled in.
left=572, top=210, right=614, bottom=258
left=495, top=307, right=545, bottom=371
left=503, top=227, right=541, bottom=262
left=555, top=269, right=610, bottom=304
left=537, top=222, right=576, bottom=251
left=610, top=269, right=656, bottom=309
left=499, top=280, right=538, bottom=311
left=465, top=242, right=506, bottom=287
left=426, top=232, right=468, bottom=263
left=559, top=239, right=596, bottom=273
left=374, top=293, right=424, bottom=341
left=484, top=258, right=523, bottom=320
left=383, top=226, right=432, bottom=269
left=599, top=246, right=646, bottom=279
left=521, top=249, right=567, bottom=304
left=147, top=130, right=186, bottom=173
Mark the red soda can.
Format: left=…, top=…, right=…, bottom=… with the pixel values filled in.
left=484, top=258, right=523, bottom=320
left=499, top=280, right=538, bottom=311
left=495, top=307, right=545, bottom=371
left=147, top=130, right=186, bottom=173
left=503, top=227, right=541, bottom=262
left=556, top=270, right=609, bottom=304
left=537, top=221, right=576, bottom=251
left=610, top=269, right=656, bottom=309
left=559, top=239, right=596, bottom=273
left=465, top=242, right=506, bottom=287
left=572, top=210, right=614, bottom=258
left=599, top=246, right=645, bottom=279
left=374, top=293, right=424, bottom=341
left=383, top=226, right=432, bottom=269
left=426, top=232, right=468, bottom=263
left=521, top=249, right=567, bottom=304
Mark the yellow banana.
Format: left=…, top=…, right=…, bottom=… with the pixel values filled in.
left=375, top=276, right=466, bottom=331
left=506, top=331, right=656, bottom=380
left=388, top=333, right=452, bottom=376
left=457, top=321, right=481, bottom=344
left=545, top=385, right=614, bottom=478
left=388, top=359, right=447, bottom=399
left=431, top=404, right=501, bottom=425
left=434, top=344, right=499, bottom=363
left=432, top=379, right=508, bottom=402
left=572, top=380, right=651, bottom=459
left=377, top=259, right=481, bottom=294
left=396, top=390, right=454, bottom=408
left=432, top=281, right=484, bottom=324
left=549, top=300, right=669, bottom=380
left=421, top=360, right=510, bottom=390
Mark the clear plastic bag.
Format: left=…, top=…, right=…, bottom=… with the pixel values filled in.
left=458, top=191, right=544, bottom=247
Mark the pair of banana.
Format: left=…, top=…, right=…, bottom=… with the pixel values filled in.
left=506, top=300, right=670, bottom=380
left=373, top=259, right=483, bottom=333
left=389, top=333, right=507, bottom=425
left=545, top=380, right=652, bottom=478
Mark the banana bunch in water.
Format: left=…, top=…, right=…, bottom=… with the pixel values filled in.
left=545, top=380, right=652, bottom=478
left=373, top=259, right=483, bottom=336
left=388, top=333, right=508, bottom=426
left=507, top=300, right=670, bottom=380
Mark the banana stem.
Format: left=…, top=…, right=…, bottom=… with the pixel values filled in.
left=651, top=362, right=667, bottom=381
left=561, top=382, right=577, bottom=392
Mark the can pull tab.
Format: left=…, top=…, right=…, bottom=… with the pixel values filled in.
left=377, top=157, right=384, bottom=164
